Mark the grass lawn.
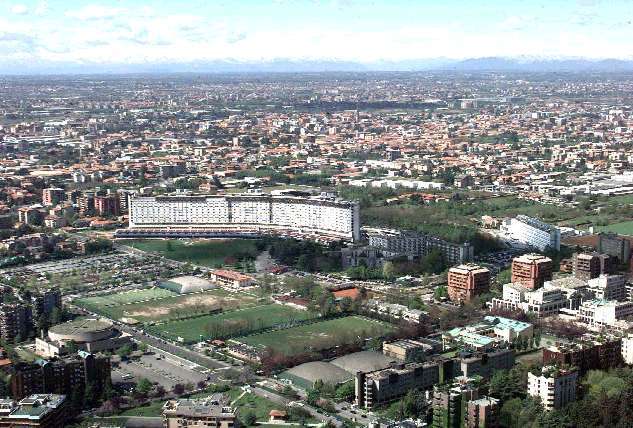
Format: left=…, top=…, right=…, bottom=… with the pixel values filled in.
left=123, top=239, right=260, bottom=268
left=76, top=288, right=177, bottom=308
left=238, top=316, right=395, bottom=356
left=119, top=400, right=165, bottom=417
left=148, top=304, right=319, bottom=343
left=597, top=220, right=633, bottom=235
left=229, top=389, right=284, bottom=422
left=77, top=288, right=260, bottom=323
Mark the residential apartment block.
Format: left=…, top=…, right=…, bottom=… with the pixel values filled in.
left=572, top=252, right=614, bottom=281
left=364, top=228, right=474, bottom=264
left=527, top=366, right=578, bottom=411
left=9, top=351, right=111, bottom=400
left=355, top=349, right=514, bottom=409
left=510, top=253, right=553, bottom=290
left=447, top=264, right=490, bottom=304
left=121, top=194, right=361, bottom=242
left=542, top=336, right=623, bottom=375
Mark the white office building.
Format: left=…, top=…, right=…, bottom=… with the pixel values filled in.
left=490, top=283, right=574, bottom=317
left=121, top=194, right=361, bottom=242
left=578, top=299, right=633, bottom=328
left=587, top=275, right=627, bottom=301
left=528, top=366, right=578, bottom=411
left=501, top=215, right=561, bottom=251
left=622, top=334, right=633, bottom=365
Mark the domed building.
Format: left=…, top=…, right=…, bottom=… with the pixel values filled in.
left=36, top=317, right=131, bottom=358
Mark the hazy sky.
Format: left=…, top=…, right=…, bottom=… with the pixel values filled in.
left=0, top=0, right=632, bottom=67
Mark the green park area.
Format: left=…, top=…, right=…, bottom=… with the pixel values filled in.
left=148, top=304, right=319, bottom=344
left=75, top=288, right=259, bottom=323
left=339, top=185, right=633, bottom=246
left=597, top=220, right=633, bottom=235
left=124, top=239, right=260, bottom=268
left=238, top=315, right=395, bottom=356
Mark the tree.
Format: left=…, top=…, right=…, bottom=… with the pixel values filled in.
left=382, top=261, right=395, bottom=280
left=242, top=411, right=257, bottom=426
left=399, top=389, right=426, bottom=419
left=84, top=382, right=96, bottom=407
left=489, top=368, right=525, bottom=402
left=306, top=388, right=320, bottom=406
left=66, top=340, right=79, bottom=354
left=172, top=384, right=185, bottom=395
left=420, top=250, right=446, bottom=274
left=117, top=344, right=132, bottom=359
left=335, top=382, right=355, bottom=401
left=136, top=378, right=153, bottom=395
left=102, top=379, right=115, bottom=401
left=496, top=268, right=511, bottom=284
left=434, top=285, right=448, bottom=301
left=296, top=254, right=311, bottom=272
left=339, top=297, right=353, bottom=313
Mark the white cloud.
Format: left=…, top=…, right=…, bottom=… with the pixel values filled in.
left=0, top=2, right=632, bottom=68
left=11, top=4, right=28, bottom=15
left=34, top=1, right=48, bottom=16
left=65, top=4, right=125, bottom=21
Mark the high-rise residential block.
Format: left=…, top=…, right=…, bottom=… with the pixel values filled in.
left=511, top=253, right=553, bottom=289
left=448, top=264, right=490, bottom=303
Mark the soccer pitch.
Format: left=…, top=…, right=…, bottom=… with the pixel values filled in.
left=147, top=304, right=318, bottom=344
left=74, top=288, right=259, bottom=323
left=236, top=316, right=395, bottom=356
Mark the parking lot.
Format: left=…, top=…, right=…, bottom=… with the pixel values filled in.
left=112, top=353, right=208, bottom=389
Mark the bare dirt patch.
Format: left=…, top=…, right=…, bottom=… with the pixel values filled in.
left=125, top=294, right=244, bottom=319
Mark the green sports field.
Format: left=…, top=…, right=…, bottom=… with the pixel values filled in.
left=597, top=220, right=633, bottom=235
left=74, top=288, right=260, bottom=323
left=148, top=304, right=319, bottom=343
left=123, top=239, right=260, bottom=268
left=237, top=315, right=395, bottom=356
left=76, top=287, right=176, bottom=308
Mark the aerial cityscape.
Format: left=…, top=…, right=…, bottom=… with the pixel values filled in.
left=1, top=1, right=633, bottom=428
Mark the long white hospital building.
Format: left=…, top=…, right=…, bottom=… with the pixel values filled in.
left=117, top=194, right=361, bottom=242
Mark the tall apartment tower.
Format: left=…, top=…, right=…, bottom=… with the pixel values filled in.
left=466, top=397, right=500, bottom=428
left=0, top=304, right=31, bottom=342
left=94, top=195, right=121, bottom=217
left=432, top=380, right=480, bottom=428
left=447, top=264, right=491, bottom=303
left=572, top=252, right=614, bottom=281
left=511, top=253, right=553, bottom=289
left=30, top=289, right=62, bottom=322
left=42, top=188, right=65, bottom=207
left=598, top=232, right=631, bottom=263
left=527, top=366, right=578, bottom=411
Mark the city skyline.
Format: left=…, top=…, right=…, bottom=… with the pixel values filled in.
left=1, top=0, right=633, bottom=73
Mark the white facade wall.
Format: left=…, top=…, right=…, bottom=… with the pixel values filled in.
left=528, top=370, right=578, bottom=411
left=128, top=195, right=360, bottom=241
left=504, top=216, right=560, bottom=251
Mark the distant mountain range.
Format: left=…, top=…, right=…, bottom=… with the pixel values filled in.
left=4, top=57, right=633, bottom=75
